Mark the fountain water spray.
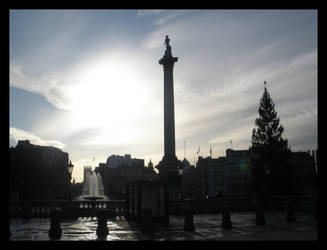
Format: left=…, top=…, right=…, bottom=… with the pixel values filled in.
left=82, top=170, right=104, bottom=197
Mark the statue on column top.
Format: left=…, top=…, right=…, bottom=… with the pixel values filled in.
left=164, top=35, right=172, bottom=56
left=164, top=35, right=170, bottom=48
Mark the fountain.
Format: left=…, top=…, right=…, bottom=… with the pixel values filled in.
left=77, top=170, right=108, bottom=201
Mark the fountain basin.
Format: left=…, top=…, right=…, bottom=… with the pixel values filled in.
left=76, top=195, right=109, bottom=201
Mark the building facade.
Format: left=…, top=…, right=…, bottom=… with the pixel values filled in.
left=224, top=149, right=252, bottom=197
left=181, top=148, right=317, bottom=199
left=106, top=154, right=133, bottom=168
left=10, top=140, right=71, bottom=200
left=180, top=158, right=196, bottom=199
left=288, top=150, right=317, bottom=195
left=98, top=155, right=158, bottom=199
left=195, top=156, right=226, bottom=198
left=181, top=149, right=253, bottom=199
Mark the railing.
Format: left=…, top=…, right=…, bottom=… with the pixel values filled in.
left=169, top=196, right=317, bottom=214
left=78, top=200, right=125, bottom=217
left=10, top=196, right=317, bottom=218
left=169, top=197, right=254, bottom=215
left=265, top=196, right=317, bottom=212
left=9, top=200, right=126, bottom=219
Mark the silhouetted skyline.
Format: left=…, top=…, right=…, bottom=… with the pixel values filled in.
left=10, top=10, right=317, bottom=182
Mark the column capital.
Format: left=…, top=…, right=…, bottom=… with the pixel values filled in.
left=159, top=55, right=178, bottom=66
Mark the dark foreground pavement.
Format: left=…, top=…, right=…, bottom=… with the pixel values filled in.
left=9, top=210, right=317, bottom=241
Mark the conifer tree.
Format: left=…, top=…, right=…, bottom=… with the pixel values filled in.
left=250, top=82, right=291, bottom=198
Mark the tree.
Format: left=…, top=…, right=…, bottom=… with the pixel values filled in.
left=250, top=82, right=291, bottom=199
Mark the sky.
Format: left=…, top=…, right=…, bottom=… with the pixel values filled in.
left=9, top=9, right=318, bottom=183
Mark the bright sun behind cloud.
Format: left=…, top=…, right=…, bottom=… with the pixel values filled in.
left=64, top=54, right=150, bottom=145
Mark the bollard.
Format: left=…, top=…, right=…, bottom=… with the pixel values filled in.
left=142, top=209, right=153, bottom=232
left=221, top=205, right=232, bottom=229
left=286, top=200, right=296, bottom=222
left=48, top=208, right=63, bottom=240
left=96, top=208, right=109, bottom=239
left=255, top=202, right=266, bottom=225
left=183, top=207, right=195, bottom=232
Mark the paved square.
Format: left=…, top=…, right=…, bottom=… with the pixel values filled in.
left=9, top=210, right=317, bottom=241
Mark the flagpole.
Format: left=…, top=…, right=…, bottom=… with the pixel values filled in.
left=184, top=140, right=186, bottom=159
left=196, top=144, right=200, bottom=166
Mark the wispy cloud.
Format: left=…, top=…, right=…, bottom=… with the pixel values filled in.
left=10, top=127, right=65, bottom=149
left=10, top=62, right=71, bottom=111
left=137, top=10, right=165, bottom=17
left=154, top=11, right=187, bottom=26
left=255, top=40, right=284, bottom=56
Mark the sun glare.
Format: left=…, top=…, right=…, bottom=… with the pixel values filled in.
left=65, top=56, right=150, bottom=144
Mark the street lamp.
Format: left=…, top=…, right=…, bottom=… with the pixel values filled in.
left=178, top=167, right=184, bottom=200
left=264, top=164, right=271, bottom=175
left=67, top=161, right=74, bottom=201
left=178, top=167, right=184, bottom=176
left=262, top=164, right=270, bottom=201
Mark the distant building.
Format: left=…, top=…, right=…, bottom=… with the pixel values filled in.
left=224, top=149, right=252, bottom=197
left=181, top=158, right=196, bottom=199
left=190, top=148, right=317, bottom=199
left=99, top=155, right=158, bottom=199
left=288, top=150, right=317, bottom=195
left=183, top=149, right=253, bottom=199
left=144, top=159, right=157, bottom=180
left=195, top=156, right=225, bottom=198
left=106, top=154, right=133, bottom=168
left=10, top=140, right=71, bottom=200
left=148, top=159, right=154, bottom=169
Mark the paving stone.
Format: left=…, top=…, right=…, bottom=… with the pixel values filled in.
left=9, top=210, right=317, bottom=241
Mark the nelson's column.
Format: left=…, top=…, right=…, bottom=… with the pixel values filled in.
left=156, top=35, right=181, bottom=196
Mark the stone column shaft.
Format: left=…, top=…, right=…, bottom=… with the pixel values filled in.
left=159, top=56, right=178, bottom=159
left=163, top=63, right=176, bottom=158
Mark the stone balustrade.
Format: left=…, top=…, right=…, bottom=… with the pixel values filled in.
left=9, top=200, right=125, bottom=218
left=168, top=196, right=317, bottom=215
left=9, top=196, right=317, bottom=219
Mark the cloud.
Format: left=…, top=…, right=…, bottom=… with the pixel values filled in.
left=154, top=11, right=188, bottom=26
left=255, top=40, right=284, bottom=56
left=10, top=63, right=71, bottom=111
left=137, top=10, right=165, bottom=17
left=10, top=127, right=65, bottom=149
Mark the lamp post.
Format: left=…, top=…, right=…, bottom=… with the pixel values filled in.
left=260, top=164, right=270, bottom=205
left=67, top=161, right=74, bottom=201
left=178, top=167, right=184, bottom=176
left=264, top=164, right=270, bottom=193
left=178, top=167, right=184, bottom=200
